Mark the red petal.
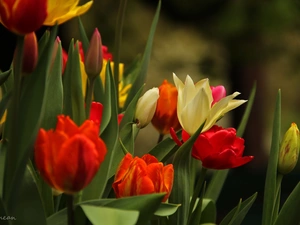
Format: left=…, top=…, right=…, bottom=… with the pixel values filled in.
left=202, top=149, right=253, bottom=169
left=53, top=134, right=100, bottom=194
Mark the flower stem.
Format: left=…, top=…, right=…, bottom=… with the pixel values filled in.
left=188, top=167, right=208, bottom=221
left=157, top=133, right=164, bottom=144
left=67, top=194, right=75, bottom=225
left=85, top=77, right=96, bottom=118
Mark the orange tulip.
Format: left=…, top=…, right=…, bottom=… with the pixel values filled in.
left=151, top=80, right=181, bottom=135
left=0, top=0, right=47, bottom=35
left=113, top=153, right=174, bottom=202
left=34, top=115, right=107, bottom=194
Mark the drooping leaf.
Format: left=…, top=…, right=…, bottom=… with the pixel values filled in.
left=82, top=205, right=139, bottom=225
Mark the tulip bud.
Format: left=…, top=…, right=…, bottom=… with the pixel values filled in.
left=84, top=28, right=103, bottom=79
left=22, top=32, right=38, bottom=74
left=278, top=123, right=300, bottom=175
left=135, top=88, right=159, bottom=128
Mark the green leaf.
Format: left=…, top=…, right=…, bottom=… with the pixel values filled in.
left=200, top=199, right=216, bottom=224
left=123, top=0, right=161, bottom=109
left=119, top=84, right=144, bottom=130
left=262, top=90, right=281, bottom=225
left=0, top=197, right=10, bottom=225
left=12, top=165, right=47, bottom=225
left=219, top=192, right=257, bottom=225
left=87, top=193, right=165, bottom=225
left=0, top=69, right=11, bottom=86
left=77, top=17, right=89, bottom=55
left=154, top=203, right=181, bottom=217
left=169, top=122, right=205, bottom=225
left=4, top=26, right=57, bottom=212
left=62, top=40, right=85, bottom=125
left=40, top=42, right=63, bottom=130
left=274, top=182, right=300, bottom=225
left=205, top=83, right=256, bottom=203
left=99, top=63, right=113, bottom=134
left=149, top=131, right=181, bottom=163
left=82, top=205, right=139, bottom=225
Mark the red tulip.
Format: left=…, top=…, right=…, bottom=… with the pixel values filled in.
left=34, top=115, right=107, bottom=194
left=170, top=125, right=253, bottom=169
left=183, top=125, right=253, bottom=169
left=112, top=153, right=174, bottom=202
left=0, top=0, right=47, bottom=35
left=151, top=80, right=181, bottom=135
left=89, top=101, right=103, bottom=129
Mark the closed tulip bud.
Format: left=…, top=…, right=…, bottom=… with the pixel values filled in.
left=278, top=123, right=299, bottom=175
left=0, top=0, right=47, bottom=35
left=85, top=28, right=103, bottom=79
left=135, top=88, right=159, bottom=128
left=22, top=32, right=38, bottom=74
left=113, top=153, right=174, bottom=202
left=151, top=80, right=181, bottom=135
left=34, top=115, right=107, bottom=194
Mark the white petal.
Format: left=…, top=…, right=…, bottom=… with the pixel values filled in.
left=135, top=87, right=159, bottom=128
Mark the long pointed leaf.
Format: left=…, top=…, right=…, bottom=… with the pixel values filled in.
left=262, top=90, right=281, bottom=225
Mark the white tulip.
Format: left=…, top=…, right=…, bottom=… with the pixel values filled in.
left=135, top=87, right=159, bottom=128
left=173, top=73, right=247, bottom=135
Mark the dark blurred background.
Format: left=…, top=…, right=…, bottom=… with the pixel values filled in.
left=1, top=0, right=300, bottom=223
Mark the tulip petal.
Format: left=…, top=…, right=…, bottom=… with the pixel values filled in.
left=202, top=149, right=253, bottom=169
left=44, top=0, right=93, bottom=25
left=53, top=134, right=99, bottom=194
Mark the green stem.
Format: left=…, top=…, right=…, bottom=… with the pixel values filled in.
left=85, top=77, right=96, bottom=118
left=157, top=133, right=164, bottom=144
left=188, top=167, right=208, bottom=221
left=114, top=0, right=128, bottom=110
left=67, top=195, right=75, bottom=225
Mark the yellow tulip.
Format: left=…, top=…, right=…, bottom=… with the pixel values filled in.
left=44, top=0, right=93, bottom=26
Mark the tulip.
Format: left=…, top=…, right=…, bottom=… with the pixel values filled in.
left=173, top=73, right=247, bottom=135
left=85, top=28, right=103, bottom=79
left=181, top=125, right=253, bottom=169
left=112, top=153, right=174, bottom=202
left=151, top=80, right=181, bottom=135
left=43, top=0, right=93, bottom=26
left=34, top=115, right=107, bottom=194
left=21, top=32, right=38, bottom=74
left=0, top=0, right=47, bottom=35
left=135, top=88, right=159, bottom=128
left=278, top=123, right=299, bottom=175
left=89, top=101, right=103, bottom=129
